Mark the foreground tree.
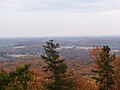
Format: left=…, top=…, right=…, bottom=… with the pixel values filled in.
left=113, top=56, right=120, bottom=90
left=0, top=64, right=32, bottom=90
left=91, top=46, right=115, bottom=90
left=9, top=64, right=32, bottom=90
left=41, top=40, right=74, bottom=90
left=0, top=69, right=9, bottom=90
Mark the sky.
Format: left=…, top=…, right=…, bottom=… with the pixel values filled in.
left=0, top=0, right=120, bottom=37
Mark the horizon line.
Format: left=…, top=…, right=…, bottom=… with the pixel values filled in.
left=0, top=35, right=120, bottom=39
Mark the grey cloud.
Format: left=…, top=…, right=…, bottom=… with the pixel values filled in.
left=0, top=0, right=120, bottom=12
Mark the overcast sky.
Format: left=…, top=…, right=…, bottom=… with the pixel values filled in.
left=0, top=0, right=120, bottom=37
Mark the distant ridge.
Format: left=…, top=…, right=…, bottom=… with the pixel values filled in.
left=0, top=35, right=120, bottom=39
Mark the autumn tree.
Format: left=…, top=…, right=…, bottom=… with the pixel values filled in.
left=91, top=46, right=115, bottom=90
left=74, top=76, right=99, bottom=90
left=41, top=40, right=74, bottom=90
left=113, top=56, right=120, bottom=90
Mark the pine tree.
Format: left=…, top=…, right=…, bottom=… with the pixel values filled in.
left=0, top=64, right=32, bottom=90
left=41, top=40, right=74, bottom=90
left=9, top=64, right=32, bottom=90
left=91, top=46, right=115, bottom=90
left=0, top=69, right=9, bottom=90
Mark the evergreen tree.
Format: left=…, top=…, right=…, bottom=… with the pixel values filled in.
left=0, top=64, right=32, bottom=90
left=41, top=40, right=74, bottom=90
left=9, top=64, right=32, bottom=90
left=91, top=46, right=115, bottom=90
left=0, top=69, right=9, bottom=90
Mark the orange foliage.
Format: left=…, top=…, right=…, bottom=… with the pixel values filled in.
left=113, top=56, right=120, bottom=90
left=29, top=70, right=46, bottom=90
left=74, top=76, right=99, bottom=90
left=90, top=47, right=102, bottom=62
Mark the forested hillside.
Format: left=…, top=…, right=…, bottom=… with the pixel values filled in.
left=0, top=39, right=120, bottom=90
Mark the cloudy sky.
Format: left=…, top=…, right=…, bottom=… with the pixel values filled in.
left=0, top=0, right=120, bottom=37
